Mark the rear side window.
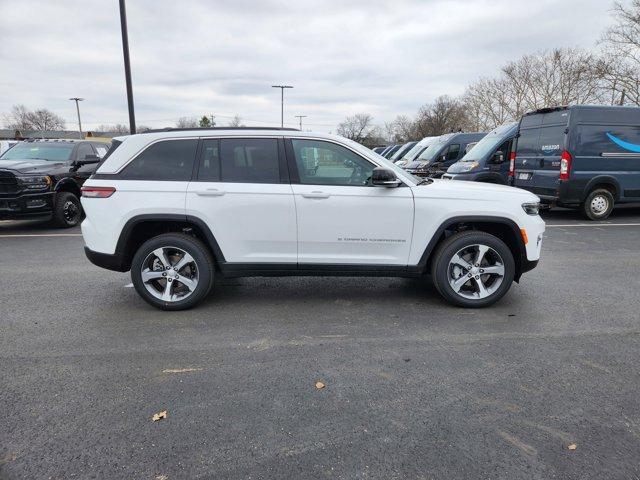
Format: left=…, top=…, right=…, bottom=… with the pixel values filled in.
left=219, top=138, right=280, bottom=183
left=120, top=139, right=198, bottom=181
left=197, top=139, right=220, bottom=181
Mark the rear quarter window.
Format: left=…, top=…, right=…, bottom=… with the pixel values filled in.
left=119, top=139, right=198, bottom=181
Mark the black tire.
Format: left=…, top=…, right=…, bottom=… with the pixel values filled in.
left=430, top=230, right=515, bottom=308
left=130, top=233, right=215, bottom=311
left=52, top=192, right=83, bottom=228
left=582, top=188, right=614, bottom=221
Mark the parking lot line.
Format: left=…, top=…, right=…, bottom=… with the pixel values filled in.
left=546, top=223, right=640, bottom=228
left=0, top=233, right=83, bottom=238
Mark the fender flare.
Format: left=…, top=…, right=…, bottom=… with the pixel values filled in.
left=54, top=177, right=81, bottom=197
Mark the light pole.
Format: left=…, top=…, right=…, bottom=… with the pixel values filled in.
left=294, top=115, right=307, bottom=130
left=69, top=97, right=84, bottom=138
left=119, top=0, right=136, bottom=134
left=271, top=85, right=293, bottom=127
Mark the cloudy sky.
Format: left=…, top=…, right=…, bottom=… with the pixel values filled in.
left=0, top=0, right=618, bottom=132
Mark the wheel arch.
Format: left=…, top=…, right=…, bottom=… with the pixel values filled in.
left=417, top=216, right=527, bottom=281
left=54, top=178, right=81, bottom=198
left=582, top=176, right=621, bottom=201
left=114, top=214, right=225, bottom=271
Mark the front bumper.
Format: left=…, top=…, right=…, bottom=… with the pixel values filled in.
left=0, top=192, right=54, bottom=220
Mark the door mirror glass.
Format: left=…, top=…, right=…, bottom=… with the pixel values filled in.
left=372, top=167, right=401, bottom=187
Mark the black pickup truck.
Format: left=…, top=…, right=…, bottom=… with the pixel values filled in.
left=0, top=139, right=110, bottom=227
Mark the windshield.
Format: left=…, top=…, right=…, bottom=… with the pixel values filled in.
left=416, top=136, right=450, bottom=162
left=403, top=138, right=435, bottom=162
left=460, top=124, right=515, bottom=161
left=390, top=142, right=416, bottom=161
left=0, top=143, right=74, bottom=162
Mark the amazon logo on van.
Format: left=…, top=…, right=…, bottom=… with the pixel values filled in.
left=540, top=144, right=560, bottom=153
left=606, top=132, right=640, bottom=153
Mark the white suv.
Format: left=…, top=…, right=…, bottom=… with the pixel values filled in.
left=81, top=128, right=544, bottom=310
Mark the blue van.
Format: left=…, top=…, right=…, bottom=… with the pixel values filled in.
left=511, top=105, right=640, bottom=220
left=443, top=122, right=517, bottom=184
left=404, top=132, right=487, bottom=177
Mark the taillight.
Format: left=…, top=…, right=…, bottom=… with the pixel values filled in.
left=508, top=151, right=516, bottom=177
left=81, top=186, right=116, bottom=198
left=559, top=150, right=572, bottom=181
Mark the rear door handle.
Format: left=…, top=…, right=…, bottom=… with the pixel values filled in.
left=196, top=188, right=226, bottom=197
left=301, top=191, right=330, bottom=199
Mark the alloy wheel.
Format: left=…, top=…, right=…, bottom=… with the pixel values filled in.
left=141, top=246, right=199, bottom=302
left=447, top=244, right=505, bottom=300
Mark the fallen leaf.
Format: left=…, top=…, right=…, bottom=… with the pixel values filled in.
left=315, top=381, right=325, bottom=389
left=152, top=410, right=167, bottom=422
left=567, top=443, right=577, bottom=450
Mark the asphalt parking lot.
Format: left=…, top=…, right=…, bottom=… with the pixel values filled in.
left=1, top=207, right=640, bottom=480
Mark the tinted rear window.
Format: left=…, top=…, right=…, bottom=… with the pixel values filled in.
left=220, top=138, right=280, bottom=183
left=538, top=126, right=565, bottom=155
left=120, top=139, right=198, bottom=181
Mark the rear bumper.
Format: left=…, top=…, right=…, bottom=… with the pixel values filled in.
left=84, top=246, right=128, bottom=272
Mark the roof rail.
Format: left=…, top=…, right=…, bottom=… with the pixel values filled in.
left=143, top=126, right=300, bottom=134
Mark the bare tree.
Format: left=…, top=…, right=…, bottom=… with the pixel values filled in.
left=3, top=104, right=65, bottom=131
left=599, top=0, right=640, bottom=105
left=463, top=48, right=609, bottom=130
left=199, top=116, right=211, bottom=128
left=385, top=115, right=416, bottom=143
left=228, top=115, right=244, bottom=127
left=336, top=113, right=384, bottom=147
left=413, top=96, right=471, bottom=137
left=95, top=124, right=130, bottom=134
left=175, top=117, right=198, bottom=128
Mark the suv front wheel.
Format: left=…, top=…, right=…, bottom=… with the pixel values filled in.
left=130, top=233, right=215, bottom=311
left=431, top=231, right=515, bottom=308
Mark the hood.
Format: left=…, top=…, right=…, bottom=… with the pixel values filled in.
left=413, top=178, right=540, bottom=203
left=0, top=159, right=65, bottom=174
left=447, top=161, right=479, bottom=174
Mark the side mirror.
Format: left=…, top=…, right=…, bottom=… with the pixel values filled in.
left=372, top=167, right=402, bottom=187
left=493, top=151, right=505, bottom=163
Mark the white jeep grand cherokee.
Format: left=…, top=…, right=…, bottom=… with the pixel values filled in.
left=81, top=128, right=544, bottom=310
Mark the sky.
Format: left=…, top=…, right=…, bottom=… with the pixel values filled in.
left=0, top=0, right=619, bottom=132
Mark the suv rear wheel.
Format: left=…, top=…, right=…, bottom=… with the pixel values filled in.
left=130, top=233, right=215, bottom=311
left=431, top=231, right=515, bottom=308
left=582, top=188, right=614, bottom=221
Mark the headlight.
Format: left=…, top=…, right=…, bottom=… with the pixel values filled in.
left=17, top=175, right=52, bottom=190
left=522, top=202, right=540, bottom=215
left=459, top=161, right=479, bottom=172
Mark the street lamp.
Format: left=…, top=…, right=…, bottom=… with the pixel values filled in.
left=119, top=0, right=136, bottom=134
left=69, top=97, right=84, bottom=138
left=294, top=115, right=307, bottom=130
left=271, top=85, right=293, bottom=127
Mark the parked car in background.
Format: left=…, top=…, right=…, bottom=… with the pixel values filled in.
left=382, top=144, right=401, bottom=158
left=511, top=105, right=640, bottom=220
left=0, top=139, right=110, bottom=227
left=404, top=132, right=487, bottom=177
left=372, top=146, right=387, bottom=154
left=378, top=145, right=393, bottom=157
left=395, top=136, right=438, bottom=168
left=389, top=141, right=417, bottom=163
left=81, top=128, right=544, bottom=310
left=0, top=140, right=20, bottom=156
left=443, top=123, right=517, bottom=184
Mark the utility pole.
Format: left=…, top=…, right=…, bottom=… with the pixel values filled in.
left=271, top=85, right=293, bottom=127
left=69, top=97, right=84, bottom=138
left=119, top=0, right=136, bottom=134
left=294, top=115, right=307, bottom=130
left=209, top=114, right=216, bottom=127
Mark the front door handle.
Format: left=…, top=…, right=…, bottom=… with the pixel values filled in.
left=196, top=188, right=226, bottom=197
left=301, top=191, right=330, bottom=199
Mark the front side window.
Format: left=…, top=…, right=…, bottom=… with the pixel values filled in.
left=76, top=143, right=94, bottom=160
left=120, top=139, right=198, bottom=181
left=219, top=138, right=280, bottom=183
left=291, top=139, right=374, bottom=186
left=445, top=144, right=460, bottom=161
